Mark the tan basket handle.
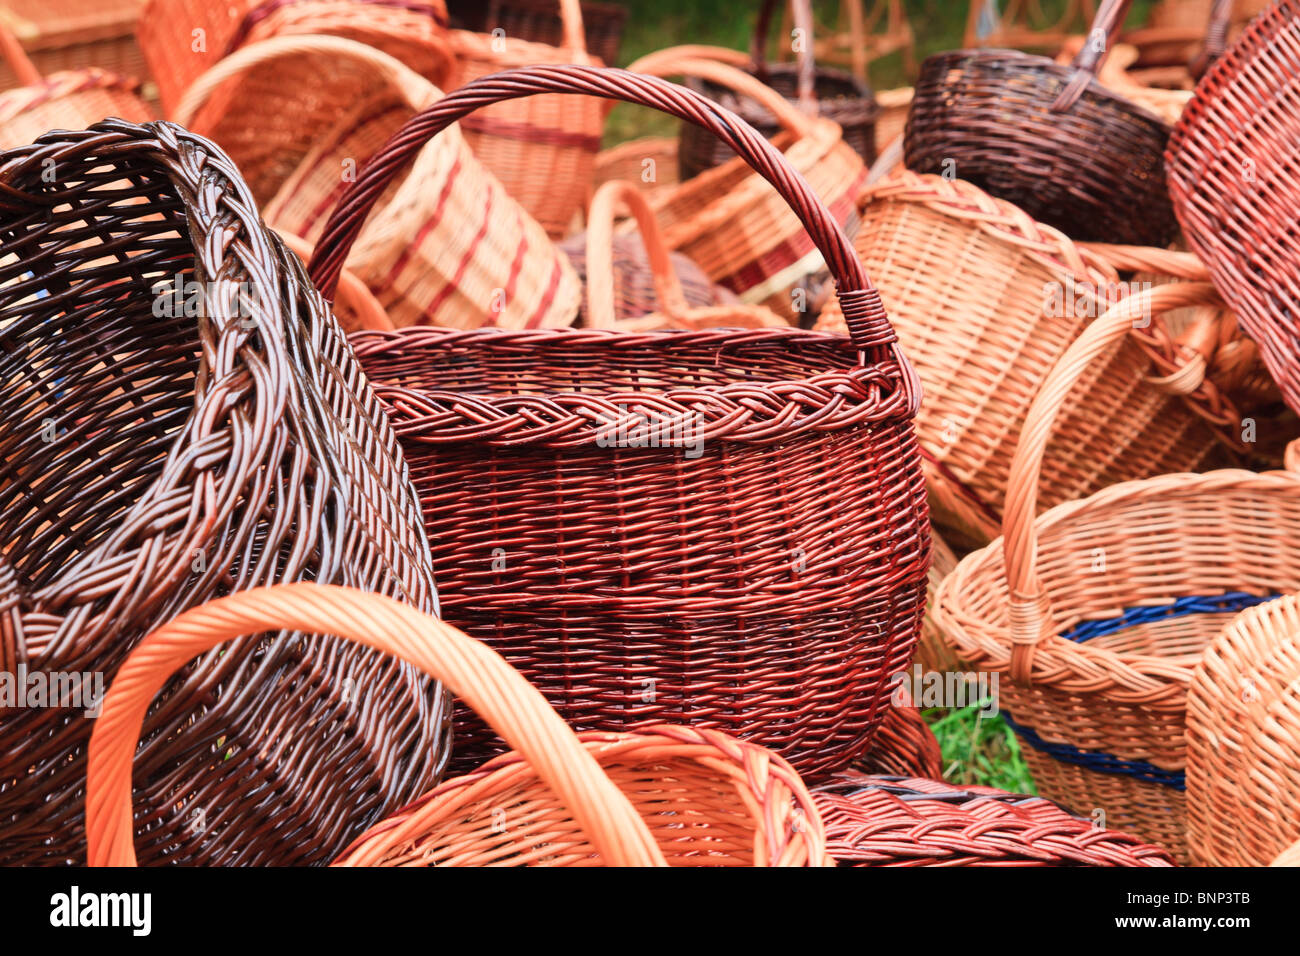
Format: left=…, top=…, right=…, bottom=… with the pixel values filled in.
left=585, top=179, right=690, bottom=327
left=557, top=0, right=588, bottom=56
left=85, top=583, right=667, bottom=867
left=173, top=34, right=437, bottom=127
left=276, top=231, right=394, bottom=332
left=1001, top=282, right=1224, bottom=682
left=0, top=21, right=41, bottom=87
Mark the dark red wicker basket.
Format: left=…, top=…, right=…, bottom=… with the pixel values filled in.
left=308, top=64, right=930, bottom=778
left=813, top=773, right=1178, bottom=866
left=905, top=0, right=1177, bottom=246
left=854, top=688, right=943, bottom=778
left=446, top=0, right=626, bottom=67
left=0, top=119, right=449, bottom=865
left=1166, top=0, right=1300, bottom=415
left=680, top=0, right=877, bottom=180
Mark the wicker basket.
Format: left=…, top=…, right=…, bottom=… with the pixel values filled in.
left=1056, top=38, right=1193, bottom=124
left=445, top=0, right=625, bottom=66
left=593, top=135, right=680, bottom=201
left=307, top=63, right=929, bottom=778
left=86, top=584, right=832, bottom=867
left=276, top=230, right=394, bottom=332
left=0, top=118, right=449, bottom=865
left=1274, top=841, right=1300, bottom=866
left=917, top=528, right=963, bottom=674
left=964, top=0, right=1096, bottom=53
left=933, top=281, right=1300, bottom=862
left=874, top=85, right=911, bottom=152
left=1122, top=0, right=1260, bottom=74
left=816, top=170, right=1247, bottom=549
left=679, top=0, right=878, bottom=180
left=854, top=688, right=943, bottom=779
left=448, top=0, right=604, bottom=239
left=562, top=179, right=784, bottom=331
left=0, top=24, right=152, bottom=147
left=1167, top=0, right=1300, bottom=418
left=0, top=0, right=151, bottom=101
left=138, top=0, right=454, bottom=118
left=628, top=50, right=869, bottom=322
left=174, top=35, right=580, bottom=330
left=813, top=773, right=1177, bottom=866
left=1187, top=591, right=1300, bottom=866
left=908, top=0, right=1178, bottom=247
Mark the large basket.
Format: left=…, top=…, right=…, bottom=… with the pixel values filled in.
left=174, top=35, right=579, bottom=330
left=816, top=170, right=1248, bottom=549
left=86, top=584, right=831, bottom=867
left=1186, top=591, right=1300, bottom=865
left=0, top=25, right=152, bottom=148
left=0, top=119, right=449, bottom=864
left=908, top=0, right=1178, bottom=247
left=813, top=773, right=1176, bottom=866
left=307, top=63, right=929, bottom=778
left=137, top=0, right=454, bottom=117
left=445, top=0, right=626, bottom=66
left=627, top=50, right=869, bottom=322
left=0, top=0, right=150, bottom=99
left=1166, top=0, right=1300, bottom=417
left=448, top=0, right=604, bottom=239
left=934, top=281, right=1300, bottom=862
left=679, top=0, right=878, bottom=180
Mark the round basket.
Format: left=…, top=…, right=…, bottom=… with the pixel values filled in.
left=138, top=0, right=454, bottom=118
left=1187, top=592, right=1300, bottom=865
left=86, top=584, right=831, bottom=867
left=0, top=118, right=448, bottom=864
left=445, top=0, right=626, bottom=66
left=933, top=281, right=1300, bottom=862
left=307, top=63, right=929, bottom=778
left=174, top=35, right=580, bottom=331
left=816, top=170, right=1249, bottom=549
left=907, top=0, right=1178, bottom=247
left=679, top=0, right=877, bottom=180
left=813, top=772, right=1177, bottom=866
left=1166, top=0, right=1300, bottom=418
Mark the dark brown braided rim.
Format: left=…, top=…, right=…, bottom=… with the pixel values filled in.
left=0, top=118, right=449, bottom=864
left=905, top=0, right=1178, bottom=246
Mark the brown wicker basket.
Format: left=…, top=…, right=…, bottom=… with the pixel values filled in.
left=1187, top=591, right=1300, bottom=866
left=0, top=118, right=449, bottom=865
left=813, top=772, right=1177, bottom=866
left=86, top=584, right=832, bottom=867
left=1167, top=0, right=1300, bottom=418
left=174, top=34, right=580, bottom=330
left=307, top=63, right=929, bottom=778
left=816, top=170, right=1248, bottom=549
left=137, top=0, right=454, bottom=118
left=445, top=0, right=626, bottom=67
left=679, top=0, right=877, bottom=180
left=934, top=281, right=1300, bottom=862
left=908, top=0, right=1178, bottom=247
left=0, top=0, right=151, bottom=101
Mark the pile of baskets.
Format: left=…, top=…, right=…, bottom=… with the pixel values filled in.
left=2, top=0, right=1299, bottom=870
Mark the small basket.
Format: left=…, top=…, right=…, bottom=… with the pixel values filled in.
left=561, top=179, right=783, bottom=331
left=679, top=0, right=878, bottom=180
left=627, top=50, right=869, bottom=321
left=0, top=118, right=448, bottom=864
left=908, top=0, right=1178, bottom=247
left=86, top=584, right=831, bottom=867
left=0, top=0, right=151, bottom=100
left=174, top=35, right=580, bottom=330
left=445, top=0, right=626, bottom=67
left=934, top=281, right=1300, bottom=862
left=1187, top=592, right=1300, bottom=865
left=816, top=170, right=1248, bottom=549
left=1166, top=0, right=1300, bottom=417
left=813, top=773, right=1177, bottom=866
left=138, top=0, right=455, bottom=117
left=307, top=63, right=929, bottom=778
left=448, top=0, right=604, bottom=239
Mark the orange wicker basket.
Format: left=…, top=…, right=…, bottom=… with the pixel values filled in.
left=0, top=0, right=150, bottom=99
left=855, top=687, right=943, bottom=779
left=934, top=281, right=1300, bottom=862
left=86, top=584, right=832, bottom=867
left=447, top=0, right=603, bottom=239
left=137, top=0, right=454, bottom=117
left=174, top=34, right=580, bottom=330
left=1187, top=592, right=1300, bottom=865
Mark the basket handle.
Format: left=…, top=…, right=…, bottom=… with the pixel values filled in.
left=1192, top=0, right=1235, bottom=78
left=307, top=63, right=904, bottom=364
left=276, top=231, right=394, bottom=332
left=84, top=583, right=667, bottom=867
left=752, top=0, right=818, bottom=113
left=1001, top=282, right=1223, bottom=682
left=0, top=21, right=41, bottom=87
left=585, top=179, right=689, bottom=326
left=1053, top=0, right=1133, bottom=110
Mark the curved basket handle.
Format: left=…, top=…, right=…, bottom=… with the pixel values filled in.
left=1192, top=0, right=1235, bottom=79
left=1001, top=282, right=1223, bottom=682
left=84, top=583, right=667, bottom=867
left=276, top=231, right=394, bottom=332
left=752, top=0, right=817, bottom=114
left=0, top=21, right=41, bottom=87
left=1054, top=0, right=1133, bottom=110
left=556, top=0, right=589, bottom=56
left=1077, top=242, right=1212, bottom=281
left=173, top=33, right=436, bottom=128
left=585, top=179, right=690, bottom=327
left=306, top=63, right=904, bottom=366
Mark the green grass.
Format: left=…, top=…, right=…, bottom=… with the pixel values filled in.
left=924, top=704, right=1037, bottom=793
